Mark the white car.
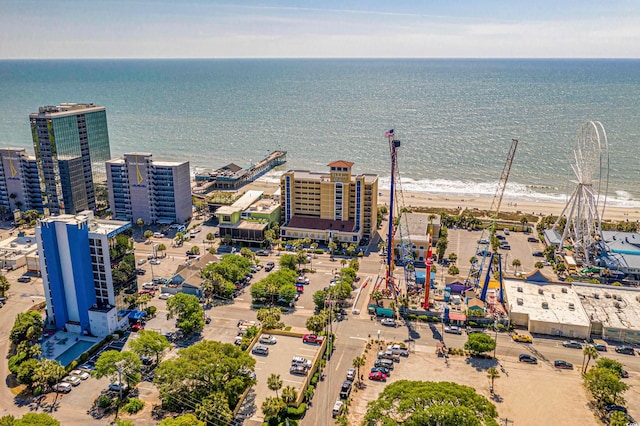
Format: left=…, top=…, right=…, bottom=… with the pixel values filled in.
left=259, top=334, right=277, bottom=345
left=70, top=369, right=90, bottom=380
left=149, top=259, right=161, bottom=265
left=158, top=293, right=173, bottom=300
left=62, top=376, right=81, bottom=386
left=53, top=382, right=72, bottom=393
left=291, top=356, right=312, bottom=368
left=444, top=326, right=463, bottom=334
left=108, top=381, right=128, bottom=392
left=332, top=400, right=344, bottom=417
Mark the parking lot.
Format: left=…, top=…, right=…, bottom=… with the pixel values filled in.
left=248, top=333, right=322, bottom=423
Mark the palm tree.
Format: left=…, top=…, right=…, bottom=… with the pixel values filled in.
left=352, top=356, right=365, bottom=383
left=267, top=373, right=283, bottom=398
left=487, top=367, right=500, bottom=393
left=582, top=345, right=599, bottom=373
left=534, top=261, right=544, bottom=269
left=328, top=241, right=337, bottom=257
left=520, top=216, right=529, bottom=232
left=262, top=396, right=286, bottom=422
left=136, top=218, right=144, bottom=235
left=377, top=241, right=386, bottom=254
left=340, top=258, right=347, bottom=268
left=0, top=275, right=10, bottom=298
left=512, top=258, right=521, bottom=274
left=281, top=385, right=298, bottom=405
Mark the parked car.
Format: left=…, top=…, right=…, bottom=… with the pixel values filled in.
left=381, top=318, right=397, bottom=327
left=131, top=323, right=144, bottom=332
left=158, top=293, right=173, bottom=300
left=527, top=237, right=540, bottom=242
left=387, top=344, right=409, bottom=357
left=562, top=341, right=583, bottom=349
left=265, top=262, right=275, bottom=272
left=53, top=382, right=73, bottom=393
left=70, top=369, right=90, bottom=380
left=339, top=380, right=353, bottom=399
left=615, top=346, right=636, bottom=355
left=512, top=333, right=533, bottom=343
left=234, top=336, right=243, bottom=346
left=371, top=366, right=391, bottom=376
left=138, top=289, right=155, bottom=297
left=136, top=268, right=146, bottom=275
left=142, top=282, right=157, bottom=290
left=519, top=354, right=538, bottom=364
left=499, top=243, right=511, bottom=250
left=291, top=356, right=312, bottom=368
left=495, top=234, right=505, bottom=240
left=377, top=350, right=400, bottom=362
left=374, top=359, right=394, bottom=370
left=138, top=259, right=147, bottom=265
left=108, top=381, right=129, bottom=392
left=140, top=356, right=154, bottom=366
left=251, top=345, right=269, bottom=356
left=289, top=365, right=309, bottom=376
left=332, top=400, right=344, bottom=418
left=17, top=276, right=31, bottom=283
left=621, top=369, right=629, bottom=379
left=605, top=404, right=627, bottom=414
left=238, top=320, right=256, bottom=329
left=444, top=326, right=462, bottom=335
left=303, top=334, right=325, bottom=344
left=62, top=376, right=82, bottom=386
left=369, top=371, right=387, bottom=381
left=153, top=232, right=164, bottom=238
left=591, top=343, right=607, bottom=352
left=256, top=250, right=269, bottom=256
left=532, top=251, right=544, bottom=257
left=259, top=334, right=277, bottom=345
left=554, top=360, right=573, bottom=369
left=346, top=368, right=356, bottom=381
left=477, top=238, right=490, bottom=244
left=149, top=259, right=161, bottom=265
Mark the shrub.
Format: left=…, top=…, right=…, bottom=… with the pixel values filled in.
left=417, top=315, right=428, bottom=322
left=122, top=398, right=145, bottom=414
left=287, top=403, right=307, bottom=419
left=311, top=373, right=319, bottom=386
left=97, top=395, right=114, bottom=409
left=284, top=326, right=292, bottom=331
left=407, top=314, right=417, bottom=321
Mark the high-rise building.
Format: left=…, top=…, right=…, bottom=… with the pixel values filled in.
left=280, top=161, right=378, bottom=243
left=36, top=212, right=136, bottom=336
left=0, top=148, right=44, bottom=214
left=106, top=153, right=192, bottom=224
left=30, top=103, right=111, bottom=215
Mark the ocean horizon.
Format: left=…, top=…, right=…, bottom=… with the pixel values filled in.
left=1, top=58, right=639, bottom=207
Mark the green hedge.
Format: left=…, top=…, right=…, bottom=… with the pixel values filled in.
left=287, top=403, right=307, bottom=419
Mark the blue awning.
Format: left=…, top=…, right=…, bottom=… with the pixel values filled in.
left=128, top=310, right=147, bottom=320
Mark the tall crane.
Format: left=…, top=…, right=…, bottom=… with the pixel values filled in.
left=468, top=139, right=518, bottom=302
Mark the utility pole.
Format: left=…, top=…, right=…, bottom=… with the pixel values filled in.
left=114, top=360, right=126, bottom=419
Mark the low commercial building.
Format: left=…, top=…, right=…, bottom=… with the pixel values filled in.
left=574, top=283, right=640, bottom=345
left=215, top=190, right=280, bottom=245
left=504, top=274, right=591, bottom=339
left=394, top=212, right=440, bottom=263
left=0, top=234, right=40, bottom=273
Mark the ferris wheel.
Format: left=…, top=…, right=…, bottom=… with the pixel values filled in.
left=553, top=121, right=610, bottom=265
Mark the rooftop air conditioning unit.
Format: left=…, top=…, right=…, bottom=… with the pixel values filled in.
left=542, top=302, right=549, bottom=309
left=562, top=288, right=568, bottom=294
left=605, top=293, right=611, bottom=298
left=538, top=289, right=544, bottom=295
left=594, top=293, right=600, bottom=299
left=517, top=298, right=523, bottom=305
left=517, top=287, right=523, bottom=292
left=568, top=303, right=575, bottom=310
left=614, top=302, right=621, bottom=309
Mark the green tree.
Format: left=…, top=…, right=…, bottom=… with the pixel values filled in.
left=371, top=290, right=384, bottom=305
left=328, top=241, right=338, bottom=257
left=166, top=293, right=204, bottom=334
left=157, top=414, right=205, bottom=426
left=92, top=350, right=142, bottom=391
left=143, top=230, right=153, bottom=242
left=511, top=258, right=521, bottom=273
left=282, top=385, right=298, bottom=405
left=195, top=392, right=233, bottom=425
left=267, top=373, right=283, bottom=398
left=279, top=253, right=297, bottom=271
left=352, top=355, right=365, bottom=384
left=555, top=263, right=567, bottom=275
left=10, top=311, right=43, bottom=345
left=11, top=413, right=60, bottom=426
left=0, top=275, right=10, bottom=298
left=205, top=232, right=216, bottom=246
left=448, top=252, right=458, bottom=262
left=610, top=411, right=630, bottom=426
left=250, top=269, right=297, bottom=305
left=534, top=261, right=544, bottom=269
left=154, top=340, right=255, bottom=414
left=448, top=265, right=460, bottom=276
left=262, top=397, right=287, bottom=423
left=15, top=358, right=40, bottom=388
left=33, top=359, right=65, bottom=394
left=306, top=313, right=327, bottom=334
left=257, top=307, right=283, bottom=330
left=436, top=237, right=448, bottom=263
left=486, top=367, right=499, bottom=392
left=136, top=218, right=144, bottom=235
left=595, top=358, right=625, bottom=377
left=129, top=330, right=171, bottom=364
left=583, top=367, right=628, bottom=408
left=582, top=345, right=599, bottom=374
left=464, top=334, right=497, bottom=356
left=157, top=243, right=167, bottom=255
left=365, top=380, right=498, bottom=426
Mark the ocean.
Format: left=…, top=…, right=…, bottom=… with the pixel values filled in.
left=1, top=59, right=639, bottom=207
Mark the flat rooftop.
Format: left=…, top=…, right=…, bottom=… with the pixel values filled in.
left=573, top=283, right=640, bottom=331
left=40, top=214, right=131, bottom=237
left=285, top=169, right=378, bottom=184
left=30, top=103, right=105, bottom=118
left=398, top=212, right=439, bottom=242
left=233, top=190, right=264, bottom=210
left=504, top=279, right=590, bottom=327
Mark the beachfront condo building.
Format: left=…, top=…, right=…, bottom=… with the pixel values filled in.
left=36, top=212, right=136, bottom=336
left=279, top=161, right=378, bottom=243
left=30, top=103, right=112, bottom=216
left=0, top=148, right=44, bottom=215
left=106, top=153, right=192, bottom=225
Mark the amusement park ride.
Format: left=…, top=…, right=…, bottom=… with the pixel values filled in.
left=375, top=130, right=519, bottom=310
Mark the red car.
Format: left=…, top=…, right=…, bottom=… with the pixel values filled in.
left=131, top=323, right=144, bottom=332
left=138, top=289, right=155, bottom=297
left=302, top=334, right=325, bottom=345
left=369, top=371, right=387, bottom=381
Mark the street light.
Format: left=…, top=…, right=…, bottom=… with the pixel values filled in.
left=493, top=317, right=498, bottom=359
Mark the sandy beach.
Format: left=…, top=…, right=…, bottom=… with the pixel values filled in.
left=246, top=180, right=638, bottom=223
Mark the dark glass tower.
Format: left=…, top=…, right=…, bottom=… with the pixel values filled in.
left=30, top=103, right=111, bottom=215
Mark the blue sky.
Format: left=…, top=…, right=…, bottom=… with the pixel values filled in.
left=2, top=0, right=639, bottom=59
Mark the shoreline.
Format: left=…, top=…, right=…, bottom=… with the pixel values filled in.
left=244, top=181, right=638, bottom=223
